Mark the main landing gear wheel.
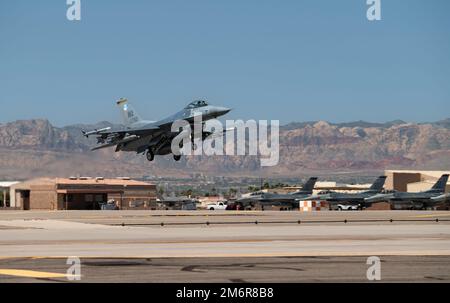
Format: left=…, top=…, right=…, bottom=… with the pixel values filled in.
left=173, top=154, right=181, bottom=161
left=146, top=150, right=154, bottom=162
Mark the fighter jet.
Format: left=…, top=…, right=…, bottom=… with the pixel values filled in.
left=82, top=98, right=231, bottom=162
left=305, top=176, right=387, bottom=209
left=235, top=177, right=318, bottom=209
left=364, top=174, right=449, bottom=210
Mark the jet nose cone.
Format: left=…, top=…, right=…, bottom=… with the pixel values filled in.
left=215, top=107, right=231, bottom=116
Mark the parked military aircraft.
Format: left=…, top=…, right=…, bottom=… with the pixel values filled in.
left=235, top=177, right=318, bottom=209
left=364, top=174, right=449, bottom=209
left=82, top=98, right=231, bottom=162
left=305, top=176, right=387, bottom=209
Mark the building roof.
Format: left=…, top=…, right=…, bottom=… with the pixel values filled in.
left=10, top=178, right=55, bottom=190
left=407, top=180, right=450, bottom=187
left=385, top=170, right=450, bottom=179
left=10, top=177, right=154, bottom=190
left=0, top=181, right=20, bottom=188
left=197, top=196, right=227, bottom=202
left=55, top=178, right=153, bottom=186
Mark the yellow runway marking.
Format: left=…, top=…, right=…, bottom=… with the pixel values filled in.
left=412, top=214, right=450, bottom=218
left=0, top=269, right=76, bottom=279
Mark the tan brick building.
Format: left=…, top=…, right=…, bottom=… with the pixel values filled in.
left=385, top=170, right=450, bottom=192
left=9, top=177, right=157, bottom=210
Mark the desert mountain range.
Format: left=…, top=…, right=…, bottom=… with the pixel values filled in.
left=0, top=118, right=449, bottom=180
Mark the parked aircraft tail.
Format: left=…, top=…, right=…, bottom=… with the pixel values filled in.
left=431, top=174, right=449, bottom=192
left=116, top=98, right=142, bottom=127
left=302, top=177, right=318, bottom=193
left=369, top=176, right=387, bottom=191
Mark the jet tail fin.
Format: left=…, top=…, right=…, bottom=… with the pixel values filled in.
left=369, top=176, right=387, bottom=191
left=116, top=98, right=142, bottom=127
left=302, top=177, right=318, bottom=193
left=431, top=174, right=449, bottom=191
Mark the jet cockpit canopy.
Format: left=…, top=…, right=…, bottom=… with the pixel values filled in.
left=250, top=191, right=264, bottom=196
left=185, top=100, right=209, bottom=109
left=318, top=190, right=332, bottom=195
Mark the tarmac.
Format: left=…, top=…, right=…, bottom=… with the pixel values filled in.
left=1, top=256, right=450, bottom=282
left=0, top=210, right=449, bottom=282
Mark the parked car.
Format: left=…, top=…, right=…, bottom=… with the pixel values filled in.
left=100, top=199, right=118, bottom=210
left=336, top=204, right=362, bottom=211
left=207, top=201, right=227, bottom=210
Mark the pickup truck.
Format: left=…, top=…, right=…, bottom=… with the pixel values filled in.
left=207, top=201, right=227, bottom=210
left=336, top=204, right=362, bottom=211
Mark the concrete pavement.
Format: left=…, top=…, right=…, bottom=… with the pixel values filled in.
left=1, top=256, right=449, bottom=282
left=1, top=210, right=450, bottom=282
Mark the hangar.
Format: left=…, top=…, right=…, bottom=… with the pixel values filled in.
left=9, top=177, right=157, bottom=210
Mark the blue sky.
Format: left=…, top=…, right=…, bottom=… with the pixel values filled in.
left=0, top=0, right=449, bottom=126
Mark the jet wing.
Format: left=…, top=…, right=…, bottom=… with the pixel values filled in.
left=83, top=125, right=161, bottom=151
left=100, top=126, right=160, bottom=137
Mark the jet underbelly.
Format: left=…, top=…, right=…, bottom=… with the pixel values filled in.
left=120, top=135, right=155, bottom=152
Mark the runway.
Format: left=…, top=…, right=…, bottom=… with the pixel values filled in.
left=0, top=210, right=449, bottom=282
left=1, top=256, right=449, bottom=282
left=1, top=209, right=449, bottom=225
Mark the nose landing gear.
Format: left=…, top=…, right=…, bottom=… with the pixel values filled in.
left=146, top=149, right=154, bottom=162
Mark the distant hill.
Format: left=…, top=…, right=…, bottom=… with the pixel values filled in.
left=430, top=118, right=450, bottom=130
left=282, top=120, right=407, bottom=130
left=0, top=118, right=449, bottom=179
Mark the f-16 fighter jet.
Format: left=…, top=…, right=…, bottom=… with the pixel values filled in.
left=82, top=98, right=231, bottom=162
left=305, top=176, right=387, bottom=209
left=364, top=174, right=449, bottom=209
left=236, top=177, right=318, bottom=209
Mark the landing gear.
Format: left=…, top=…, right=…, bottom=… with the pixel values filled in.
left=173, top=154, right=181, bottom=161
left=146, top=149, right=154, bottom=162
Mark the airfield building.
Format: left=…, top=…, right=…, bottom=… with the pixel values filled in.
left=9, top=177, right=157, bottom=210
left=385, top=170, right=450, bottom=192
left=0, top=181, right=19, bottom=208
